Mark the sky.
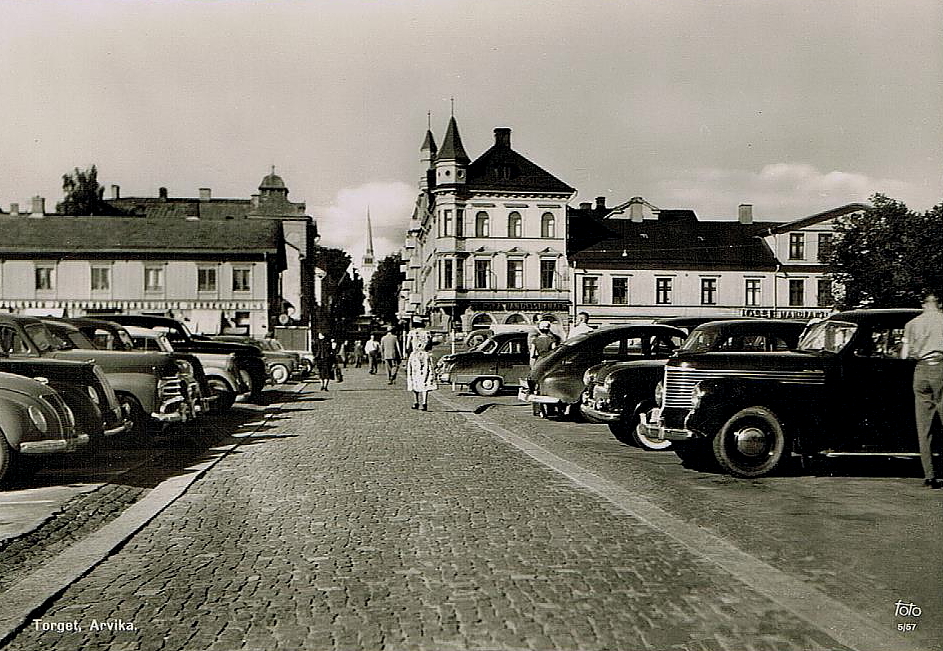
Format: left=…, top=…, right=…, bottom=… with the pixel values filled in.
left=1, top=0, right=940, bottom=272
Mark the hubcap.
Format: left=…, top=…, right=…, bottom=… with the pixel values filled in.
left=733, top=426, right=770, bottom=457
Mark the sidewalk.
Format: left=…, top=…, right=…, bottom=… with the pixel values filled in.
left=4, top=367, right=860, bottom=651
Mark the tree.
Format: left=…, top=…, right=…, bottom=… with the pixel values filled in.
left=312, top=246, right=364, bottom=337
left=369, top=253, right=405, bottom=324
left=57, top=165, right=122, bottom=215
left=331, top=270, right=366, bottom=338
left=829, top=194, right=943, bottom=308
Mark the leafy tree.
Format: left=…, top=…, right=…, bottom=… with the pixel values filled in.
left=330, top=270, right=366, bottom=338
left=829, top=194, right=943, bottom=308
left=57, top=165, right=122, bottom=215
left=369, top=253, right=404, bottom=324
left=311, top=246, right=365, bottom=337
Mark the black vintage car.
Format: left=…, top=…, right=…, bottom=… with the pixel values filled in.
left=582, top=319, right=807, bottom=450
left=639, top=309, right=922, bottom=477
left=519, top=324, right=687, bottom=416
left=437, top=332, right=530, bottom=396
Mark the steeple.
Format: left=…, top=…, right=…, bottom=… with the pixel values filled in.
left=363, top=207, right=375, bottom=266
left=420, top=121, right=437, bottom=191
left=435, top=115, right=469, bottom=188
left=361, top=207, right=376, bottom=315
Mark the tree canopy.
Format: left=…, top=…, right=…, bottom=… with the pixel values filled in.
left=829, top=194, right=943, bottom=308
left=313, top=246, right=364, bottom=338
left=369, top=253, right=405, bottom=324
left=57, top=165, right=122, bottom=215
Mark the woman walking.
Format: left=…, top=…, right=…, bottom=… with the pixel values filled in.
left=406, top=340, right=437, bottom=411
left=312, top=333, right=335, bottom=391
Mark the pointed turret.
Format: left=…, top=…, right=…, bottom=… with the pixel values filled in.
left=363, top=208, right=375, bottom=266
left=435, top=116, right=468, bottom=188
left=361, top=207, right=376, bottom=314
left=420, top=129, right=437, bottom=191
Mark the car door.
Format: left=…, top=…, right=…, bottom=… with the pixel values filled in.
left=495, top=337, right=530, bottom=387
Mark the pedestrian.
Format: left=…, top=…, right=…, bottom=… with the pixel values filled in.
left=312, top=332, right=335, bottom=392
left=529, top=320, right=561, bottom=417
left=338, top=340, right=349, bottom=368
left=364, top=334, right=381, bottom=374
left=352, top=339, right=365, bottom=368
left=567, top=311, right=594, bottom=340
left=901, top=291, right=943, bottom=489
left=406, top=339, right=437, bottom=411
left=380, top=326, right=403, bottom=384
left=406, top=316, right=430, bottom=355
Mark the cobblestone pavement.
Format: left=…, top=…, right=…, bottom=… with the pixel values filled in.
left=0, top=368, right=897, bottom=651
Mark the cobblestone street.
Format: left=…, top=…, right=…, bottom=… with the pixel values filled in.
left=0, top=367, right=932, bottom=651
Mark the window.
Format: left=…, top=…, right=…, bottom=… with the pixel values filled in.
left=454, top=258, right=464, bottom=289
left=612, top=277, right=629, bottom=305
left=442, top=209, right=453, bottom=237
left=789, top=233, right=805, bottom=260
left=442, top=259, right=454, bottom=289
left=817, top=278, right=833, bottom=307
left=455, top=209, right=464, bottom=236
left=475, top=212, right=490, bottom=237
left=656, top=278, right=672, bottom=305
left=506, top=259, right=523, bottom=289
left=35, top=266, right=55, bottom=291
left=474, top=259, right=490, bottom=289
left=507, top=212, right=522, bottom=238
left=144, top=266, right=164, bottom=292
left=700, top=278, right=717, bottom=305
left=541, top=212, right=555, bottom=238
left=90, top=267, right=110, bottom=292
left=198, top=267, right=217, bottom=292
left=745, top=279, right=762, bottom=306
left=540, top=259, right=555, bottom=290
left=232, top=268, right=251, bottom=292
left=817, top=233, right=833, bottom=262
left=789, top=279, right=805, bottom=307
left=582, top=276, right=599, bottom=304
left=0, top=325, right=29, bottom=356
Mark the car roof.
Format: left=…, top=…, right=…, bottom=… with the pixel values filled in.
left=691, top=318, right=807, bottom=331
left=830, top=308, right=921, bottom=324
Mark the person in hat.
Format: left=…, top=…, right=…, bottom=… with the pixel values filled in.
left=406, top=316, right=430, bottom=356
left=406, top=339, right=438, bottom=411
left=529, top=319, right=561, bottom=417
left=380, top=325, right=403, bottom=384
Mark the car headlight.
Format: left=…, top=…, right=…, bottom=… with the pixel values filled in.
left=175, top=359, right=194, bottom=375
left=87, top=386, right=101, bottom=405
left=654, top=381, right=664, bottom=407
left=582, top=369, right=595, bottom=386
left=691, top=383, right=707, bottom=409
left=28, top=405, right=49, bottom=433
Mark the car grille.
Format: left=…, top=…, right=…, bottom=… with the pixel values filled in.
left=92, top=366, right=120, bottom=408
left=40, top=392, right=76, bottom=432
left=663, top=366, right=825, bottom=409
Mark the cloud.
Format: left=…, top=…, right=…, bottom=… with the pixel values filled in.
left=315, top=181, right=416, bottom=271
left=654, top=163, right=934, bottom=221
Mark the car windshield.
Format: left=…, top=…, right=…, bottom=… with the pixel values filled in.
left=475, top=338, right=499, bottom=354
left=117, top=329, right=136, bottom=351
left=680, top=329, right=718, bottom=353
left=798, top=320, right=857, bottom=354
left=26, top=324, right=59, bottom=353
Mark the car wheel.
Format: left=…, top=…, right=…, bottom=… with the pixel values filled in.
left=631, top=421, right=672, bottom=451
left=608, top=419, right=637, bottom=445
left=117, top=393, right=150, bottom=439
left=208, top=378, right=236, bottom=412
left=472, top=378, right=501, bottom=397
left=270, top=364, right=290, bottom=385
left=712, top=406, right=789, bottom=478
left=672, top=441, right=717, bottom=471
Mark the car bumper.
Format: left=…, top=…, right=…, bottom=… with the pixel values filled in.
left=579, top=403, right=623, bottom=424
left=20, top=433, right=90, bottom=454
left=517, top=388, right=562, bottom=404
left=637, top=408, right=694, bottom=441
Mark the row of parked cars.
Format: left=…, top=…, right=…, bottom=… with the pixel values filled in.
left=438, top=310, right=923, bottom=478
left=0, top=313, right=314, bottom=486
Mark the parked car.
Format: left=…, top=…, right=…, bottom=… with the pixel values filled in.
left=0, top=371, right=87, bottom=486
left=518, top=324, right=687, bottom=417
left=212, top=335, right=300, bottom=384
left=102, top=315, right=268, bottom=401
left=437, top=332, right=530, bottom=396
left=124, top=326, right=247, bottom=412
left=40, top=318, right=206, bottom=433
left=582, top=319, right=807, bottom=450
left=0, top=314, right=130, bottom=439
left=638, top=309, right=922, bottom=478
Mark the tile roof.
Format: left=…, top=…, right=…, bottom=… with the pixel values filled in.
left=0, top=216, right=283, bottom=255
left=437, top=116, right=469, bottom=163
left=465, top=142, right=574, bottom=194
left=764, top=203, right=869, bottom=234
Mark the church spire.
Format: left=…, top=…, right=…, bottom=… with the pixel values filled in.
left=363, top=207, right=375, bottom=265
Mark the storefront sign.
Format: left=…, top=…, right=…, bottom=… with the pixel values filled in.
left=741, top=308, right=832, bottom=320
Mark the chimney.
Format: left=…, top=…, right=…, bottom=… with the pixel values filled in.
left=494, top=128, right=511, bottom=148
left=251, top=194, right=260, bottom=210
left=630, top=202, right=644, bottom=223
left=199, top=188, right=211, bottom=201
left=10, top=203, right=19, bottom=217
left=595, top=196, right=606, bottom=211
left=31, top=196, right=45, bottom=217
left=579, top=202, right=592, bottom=210
left=111, top=184, right=120, bottom=199
left=738, top=203, right=753, bottom=224
left=159, top=187, right=168, bottom=200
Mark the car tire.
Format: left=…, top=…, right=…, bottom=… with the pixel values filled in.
left=672, top=441, right=717, bottom=471
left=270, top=364, right=290, bottom=385
left=608, top=419, right=637, bottom=445
left=117, top=393, right=150, bottom=440
left=631, top=421, right=672, bottom=451
left=712, top=406, right=789, bottom=478
left=208, top=378, right=236, bottom=412
left=471, top=378, right=501, bottom=397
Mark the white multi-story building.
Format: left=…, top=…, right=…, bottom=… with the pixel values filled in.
left=567, top=197, right=868, bottom=323
left=400, top=118, right=576, bottom=332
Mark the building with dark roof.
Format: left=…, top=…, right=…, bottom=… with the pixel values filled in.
left=0, top=216, right=286, bottom=335
left=401, top=118, right=576, bottom=332
left=567, top=197, right=868, bottom=323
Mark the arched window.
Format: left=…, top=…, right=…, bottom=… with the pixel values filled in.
left=541, top=212, right=555, bottom=238
left=471, top=313, right=494, bottom=327
left=505, top=313, right=527, bottom=324
left=507, top=212, right=522, bottom=238
left=475, top=211, right=490, bottom=237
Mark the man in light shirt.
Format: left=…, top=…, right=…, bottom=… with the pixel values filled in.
left=567, top=312, right=593, bottom=340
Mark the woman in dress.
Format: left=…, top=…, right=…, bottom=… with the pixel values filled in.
left=406, top=340, right=437, bottom=411
left=312, top=333, right=335, bottom=392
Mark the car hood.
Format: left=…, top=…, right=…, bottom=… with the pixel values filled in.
left=0, top=371, right=55, bottom=398
left=593, top=358, right=670, bottom=383
left=0, top=357, right=97, bottom=382
left=667, top=349, right=828, bottom=371
left=49, top=350, right=174, bottom=374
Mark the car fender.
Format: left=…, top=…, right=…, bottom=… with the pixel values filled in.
left=686, top=377, right=805, bottom=440
left=101, top=372, right=160, bottom=413
left=0, top=391, right=33, bottom=450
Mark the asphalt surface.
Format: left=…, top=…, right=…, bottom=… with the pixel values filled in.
left=0, top=367, right=938, bottom=651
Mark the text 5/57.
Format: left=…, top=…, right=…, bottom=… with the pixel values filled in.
left=898, top=623, right=918, bottom=632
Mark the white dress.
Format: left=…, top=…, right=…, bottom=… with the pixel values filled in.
left=406, top=350, right=437, bottom=392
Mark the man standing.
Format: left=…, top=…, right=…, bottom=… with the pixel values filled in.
left=380, top=326, right=403, bottom=384
left=529, top=320, right=561, bottom=417
left=901, top=292, right=943, bottom=489
left=567, top=311, right=593, bottom=340
left=364, top=334, right=381, bottom=374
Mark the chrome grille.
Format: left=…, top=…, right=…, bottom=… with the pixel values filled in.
left=663, top=366, right=825, bottom=409
left=40, top=392, right=75, bottom=432
left=91, top=366, right=120, bottom=408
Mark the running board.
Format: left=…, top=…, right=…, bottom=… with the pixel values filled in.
left=821, top=452, right=919, bottom=457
